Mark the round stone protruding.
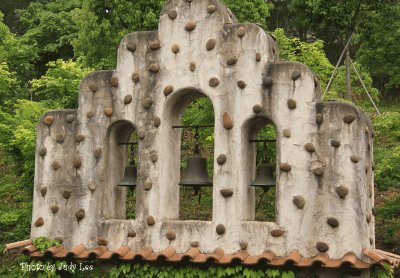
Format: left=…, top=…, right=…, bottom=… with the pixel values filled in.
left=168, top=10, right=177, bottom=20
left=310, top=160, right=324, bottom=176
left=366, top=214, right=372, bottom=223
left=293, top=196, right=305, bottom=209
left=73, top=157, right=82, bottom=169
left=94, top=148, right=101, bottom=158
left=144, top=179, right=152, bottom=191
left=336, top=186, right=349, bottom=199
left=62, top=190, right=71, bottom=199
left=39, top=147, right=47, bottom=157
left=66, top=114, right=75, bottom=123
left=75, top=209, right=85, bottom=221
left=227, top=56, right=238, bottom=66
left=331, top=139, right=341, bottom=148
left=142, top=98, right=153, bottom=109
left=237, top=27, right=246, bottom=38
left=138, top=131, right=146, bottom=140
left=35, top=217, right=44, bottom=227
left=111, top=75, right=119, bottom=87
left=351, top=155, right=359, bottom=163
left=206, top=39, right=216, bottom=51
left=262, top=75, right=273, bottom=88
left=185, top=21, right=196, bottom=32
left=279, top=163, right=291, bottom=172
left=304, top=143, right=315, bottom=153
left=86, top=110, right=95, bottom=119
left=40, top=186, right=47, bottom=197
left=316, top=242, right=329, bottom=253
left=190, top=62, right=196, bottom=72
left=172, top=44, right=180, bottom=54
left=283, top=129, right=291, bottom=138
left=128, top=230, right=136, bottom=237
left=256, top=52, right=261, bottom=62
left=164, top=86, right=174, bottom=96
left=220, top=188, right=233, bottom=198
left=253, top=104, right=262, bottom=114
left=209, top=77, right=220, bottom=87
left=343, top=114, right=355, bottom=124
left=147, top=216, right=155, bottom=226
left=237, top=80, right=247, bottom=89
left=223, top=112, right=233, bottom=129
left=56, top=133, right=64, bottom=143
left=65, top=131, right=80, bottom=145
left=150, top=151, right=158, bottom=163
left=132, top=72, right=140, bottom=82
left=88, top=181, right=96, bottom=191
left=287, top=99, right=297, bottom=109
left=166, top=231, right=176, bottom=241
left=51, top=205, right=59, bottom=214
left=327, top=217, right=339, bottom=228
left=124, top=95, right=133, bottom=105
left=148, top=64, right=160, bottom=73
left=291, top=70, right=301, bottom=80
left=239, top=241, right=248, bottom=250
left=126, top=41, right=136, bottom=52
left=153, top=116, right=161, bottom=127
left=97, top=237, right=107, bottom=246
left=149, top=40, right=161, bottom=50
left=271, top=229, right=285, bottom=237
left=216, top=224, right=225, bottom=235
left=191, top=241, right=199, bottom=248
left=217, top=154, right=227, bottom=165
left=207, top=5, right=216, bottom=13
left=104, top=107, right=113, bottom=117
left=52, top=160, right=61, bottom=170
left=316, top=113, right=323, bottom=124
left=44, top=116, right=54, bottom=126
left=89, top=83, right=98, bottom=93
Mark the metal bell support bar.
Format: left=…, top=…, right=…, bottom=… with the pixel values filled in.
left=173, top=125, right=214, bottom=201
left=118, top=142, right=138, bottom=190
left=249, top=139, right=276, bottom=192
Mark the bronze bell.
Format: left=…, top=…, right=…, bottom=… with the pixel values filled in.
left=251, top=159, right=275, bottom=192
left=118, top=144, right=137, bottom=189
left=179, top=144, right=212, bottom=195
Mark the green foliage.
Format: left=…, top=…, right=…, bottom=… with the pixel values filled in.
left=273, top=28, right=333, bottom=86
left=223, top=0, right=272, bottom=26
left=33, top=237, right=60, bottom=253
left=30, top=59, right=92, bottom=108
left=372, top=263, right=394, bottom=278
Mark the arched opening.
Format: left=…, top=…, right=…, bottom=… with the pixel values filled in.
left=105, top=120, right=137, bottom=220
left=162, top=88, right=215, bottom=221
left=179, top=97, right=214, bottom=221
left=242, top=116, right=277, bottom=222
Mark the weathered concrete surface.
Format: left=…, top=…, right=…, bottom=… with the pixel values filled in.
left=31, top=0, right=374, bottom=264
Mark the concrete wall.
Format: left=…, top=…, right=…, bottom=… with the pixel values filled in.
left=31, top=0, right=375, bottom=262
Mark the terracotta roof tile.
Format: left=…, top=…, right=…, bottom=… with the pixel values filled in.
left=5, top=240, right=399, bottom=270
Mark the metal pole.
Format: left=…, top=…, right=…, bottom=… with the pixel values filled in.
left=349, top=58, right=381, bottom=115
left=322, top=33, right=354, bottom=99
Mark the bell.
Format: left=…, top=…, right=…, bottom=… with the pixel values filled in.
left=179, top=144, right=212, bottom=195
left=251, top=160, right=276, bottom=192
left=118, top=161, right=137, bottom=189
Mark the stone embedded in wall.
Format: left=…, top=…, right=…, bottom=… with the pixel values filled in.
left=104, top=108, right=113, bottom=117
left=237, top=27, right=246, bottom=37
left=336, top=186, right=349, bottom=199
left=73, top=157, right=82, bottom=169
left=111, top=75, right=119, bottom=87
left=150, top=151, right=158, bottom=163
left=149, top=40, right=161, bottom=50
left=190, top=241, right=199, bottom=248
left=56, top=132, right=65, bottom=143
left=291, top=69, right=301, bottom=81
left=253, top=105, right=262, bottom=114
left=185, top=21, right=196, bottom=31
left=227, top=56, right=238, bottom=66
left=148, top=64, right=160, bottom=73
left=350, top=155, right=359, bottom=163
left=316, top=113, right=323, bottom=124
left=88, top=181, right=96, bottom=191
left=209, top=77, right=220, bottom=87
left=366, top=214, right=372, bottom=223
left=75, top=209, right=85, bottom=221
left=283, top=129, right=291, bottom=138
left=43, top=116, right=54, bottom=126
left=124, top=95, right=133, bottom=104
left=239, top=241, right=248, bottom=250
left=237, top=80, right=246, bottom=89
left=189, top=62, right=196, bottom=72
left=97, top=237, right=108, bottom=246
left=40, top=187, right=47, bottom=197
left=206, top=39, right=216, bottom=51
left=89, top=83, right=98, bottom=93
left=220, top=188, right=233, bottom=198
left=132, top=72, right=140, bottom=82
left=222, top=112, right=233, bottom=129
left=287, top=99, right=297, bottom=109
left=327, top=217, right=339, bottom=228
left=86, top=110, right=95, bottom=119
left=62, top=190, right=71, bottom=199
left=293, top=196, right=306, bottom=209
left=126, top=41, right=136, bottom=53
left=217, top=154, right=227, bottom=165
left=153, top=116, right=161, bottom=127
left=142, top=98, right=153, bottom=109
left=138, top=130, right=146, bottom=140
left=331, top=139, right=341, bottom=148
left=271, top=229, right=285, bottom=237
left=343, top=114, right=355, bottom=124
left=52, top=160, right=62, bottom=170
left=310, top=160, right=324, bottom=176
left=207, top=5, right=216, bottom=13
left=167, top=10, right=177, bottom=20
left=75, top=134, right=85, bottom=142
left=66, top=114, right=74, bottom=123
left=39, top=147, right=47, bottom=157
left=166, top=231, right=176, bottom=241
left=172, top=44, right=180, bottom=54
left=262, top=75, right=273, bottom=88
left=51, top=205, right=59, bottom=214
left=316, top=242, right=329, bottom=253
left=304, top=143, right=315, bottom=153
left=144, top=179, right=152, bottom=191
left=216, top=224, right=225, bottom=235
left=164, top=86, right=174, bottom=96
left=128, top=229, right=136, bottom=237
left=94, top=148, right=102, bottom=158
left=146, top=216, right=155, bottom=226
left=255, top=52, right=261, bottom=62
left=279, top=163, right=291, bottom=172
left=35, top=217, right=44, bottom=227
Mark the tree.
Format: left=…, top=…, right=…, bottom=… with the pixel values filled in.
left=223, top=0, right=272, bottom=26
